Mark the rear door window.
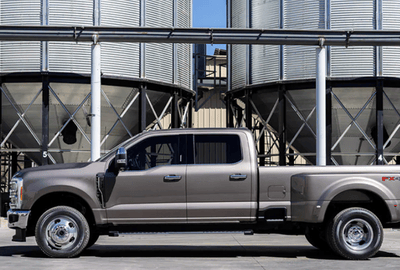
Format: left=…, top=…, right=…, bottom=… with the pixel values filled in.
left=193, top=134, right=242, bottom=164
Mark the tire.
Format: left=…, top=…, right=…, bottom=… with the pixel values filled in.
left=35, top=206, right=90, bottom=258
left=326, top=207, right=383, bottom=260
left=85, top=232, right=100, bottom=249
left=305, top=227, right=331, bottom=251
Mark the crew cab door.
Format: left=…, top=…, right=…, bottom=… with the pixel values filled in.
left=186, top=133, right=253, bottom=222
left=105, top=134, right=187, bottom=224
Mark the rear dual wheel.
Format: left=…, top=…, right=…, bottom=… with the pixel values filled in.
left=326, top=207, right=383, bottom=260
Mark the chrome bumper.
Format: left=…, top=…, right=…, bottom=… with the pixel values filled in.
left=7, top=210, right=30, bottom=229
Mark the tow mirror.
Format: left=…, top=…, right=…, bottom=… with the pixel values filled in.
left=115, top=147, right=127, bottom=171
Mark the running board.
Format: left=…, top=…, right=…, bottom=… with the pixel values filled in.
left=108, top=230, right=254, bottom=237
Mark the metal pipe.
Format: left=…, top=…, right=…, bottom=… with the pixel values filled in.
left=3, top=26, right=400, bottom=47
left=316, top=45, right=326, bottom=166
left=91, top=34, right=101, bottom=161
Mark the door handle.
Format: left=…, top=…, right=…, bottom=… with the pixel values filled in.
left=164, top=175, right=182, bottom=182
left=229, top=174, right=247, bottom=181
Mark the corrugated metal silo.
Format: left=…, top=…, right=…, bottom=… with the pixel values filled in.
left=228, top=0, right=400, bottom=165
left=0, top=0, right=193, bottom=165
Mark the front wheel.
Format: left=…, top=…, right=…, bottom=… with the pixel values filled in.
left=326, top=207, right=383, bottom=260
left=35, top=206, right=90, bottom=258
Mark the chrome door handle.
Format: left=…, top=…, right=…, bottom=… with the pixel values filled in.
left=164, top=175, right=182, bottom=182
left=229, top=174, right=247, bottom=181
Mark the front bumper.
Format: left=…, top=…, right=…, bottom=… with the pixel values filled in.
left=7, top=210, right=30, bottom=229
left=7, top=210, right=30, bottom=242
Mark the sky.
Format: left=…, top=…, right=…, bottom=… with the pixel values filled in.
left=193, top=0, right=226, bottom=55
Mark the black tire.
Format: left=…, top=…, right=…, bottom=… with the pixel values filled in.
left=85, top=232, right=100, bottom=249
left=305, top=227, right=331, bottom=251
left=35, top=206, right=90, bottom=258
left=326, top=207, right=383, bottom=260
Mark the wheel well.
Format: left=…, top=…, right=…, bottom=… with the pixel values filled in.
left=27, top=192, right=96, bottom=236
left=324, top=190, right=391, bottom=226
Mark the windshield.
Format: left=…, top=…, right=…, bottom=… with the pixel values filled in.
left=95, top=133, right=142, bottom=162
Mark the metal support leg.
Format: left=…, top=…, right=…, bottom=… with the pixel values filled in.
left=259, top=125, right=265, bottom=166
left=91, top=36, right=101, bottom=161
left=139, top=84, right=147, bottom=133
left=279, top=86, right=286, bottom=166
left=42, top=76, right=49, bottom=165
left=187, top=99, right=193, bottom=128
left=316, top=45, right=326, bottom=166
left=326, top=83, right=332, bottom=165
left=245, top=90, right=252, bottom=130
left=288, top=148, right=295, bottom=166
left=171, top=90, right=179, bottom=129
left=376, top=81, right=384, bottom=165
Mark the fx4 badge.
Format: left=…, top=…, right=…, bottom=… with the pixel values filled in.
left=382, top=176, right=400, bottom=181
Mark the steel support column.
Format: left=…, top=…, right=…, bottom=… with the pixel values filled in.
left=259, top=125, right=265, bottom=166
left=41, top=75, right=49, bottom=165
left=245, top=90, right=252, bottom=130
left=376, top=81, right=384, bottom=165
left=326, top=83, right=332, bottom=165
left=226, top=95, right=234, bottom=128
left=316, top=45, right=326, bottom=166
left=187, top=99, right=193, bottom=128
left=91, top=36, right=101, bottom=161
left=279, top=86, right=286, bottom=166
left=171, top=90, right=179, bottom=129
left=139, top=83, right=147, bottom=133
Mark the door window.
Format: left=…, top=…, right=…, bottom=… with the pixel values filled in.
left=193, top=135, right=242, bottom=164
left=126, top=135, right=183, bottom=171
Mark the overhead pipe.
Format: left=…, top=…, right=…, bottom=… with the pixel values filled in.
left=1, top=26, right=400, bottom=46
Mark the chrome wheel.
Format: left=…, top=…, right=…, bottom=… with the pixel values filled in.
left=45, top=216, right=79, bottom=250
left=35, top=206, right=89, bottom=258
left=341, top=219, right=373, bottom=251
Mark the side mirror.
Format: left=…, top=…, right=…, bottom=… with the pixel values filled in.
left=115, top=147, right=127, bottom=171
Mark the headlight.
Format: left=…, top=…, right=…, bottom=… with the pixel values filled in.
left=9, top=177, right=23, bottom=209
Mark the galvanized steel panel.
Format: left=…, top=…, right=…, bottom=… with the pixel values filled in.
left=330, top=0, right=375, bottom=30
left=382, top=0, right=400, bottom=30
left=284, top=0, right=325, bottom=30
left=252, top=45, right=280, bottom=84
left=48, top=42, right=91, bottom=74
left=284, top=46, right=316, bottom=80
left=252, top=0, right=280, bottom=29
left=330, top=47, right=375, bottom=77
left=382, top=47, right=400, bottom=77
left=101, top=0, right=140, bottom=27
left=251, top=0, right=280, bottom=84
left=48, top=0, right=93, bottom=26
left=176, top=0, right=192, bottom=89
left=144, top=0, right=173, bottom=84
left=0, top=0, right=41, bottom=25
left=0, top=42, right=41, bottom=72
left=100, top=0, right=140, bottom=78
left=231, top=0, right=247, bottom=89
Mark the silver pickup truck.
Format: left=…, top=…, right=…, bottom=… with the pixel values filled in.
left=7, top=128, right=400, bottom=259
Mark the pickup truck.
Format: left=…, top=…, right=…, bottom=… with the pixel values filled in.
left=7, top=128, right=400, bottom=259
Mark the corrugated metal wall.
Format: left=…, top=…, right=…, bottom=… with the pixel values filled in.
left=230, top=0, right=400, bottom=90
left=0, top=0, right=192, bottom=90
left=251, top=0, right=280, bottom=84
left=0, top=0, right=41, bottom=72
left=231, top=0, right=247, bottom=89
left=382, top=0, right=400, bottom=77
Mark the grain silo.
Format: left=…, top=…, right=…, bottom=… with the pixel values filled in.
left=227, top=0, right=400, bottom=165
left=0, top=0, right=193, bottom=165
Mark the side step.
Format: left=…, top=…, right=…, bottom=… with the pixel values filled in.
left=108, top=230, right=254, bottom=237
